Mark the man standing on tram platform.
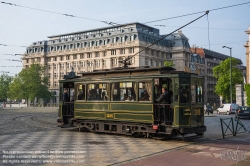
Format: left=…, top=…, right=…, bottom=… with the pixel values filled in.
left=63, top=88, right=70, bottom=102
left=155, top=87, right=171, bottom=104
left=155, top=87, right=172, bottom=122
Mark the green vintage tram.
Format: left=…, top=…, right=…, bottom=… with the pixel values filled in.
left=57, top=66, right=206, bottom=138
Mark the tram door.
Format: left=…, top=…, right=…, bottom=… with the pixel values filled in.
left=60, top=82, right=75, bottom=124
left=190, top=77, right=204, bottom=127
left=153, top=78, right=173, bottom=124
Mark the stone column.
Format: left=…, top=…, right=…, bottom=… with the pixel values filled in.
left=235, top=84, right=243, bottom=106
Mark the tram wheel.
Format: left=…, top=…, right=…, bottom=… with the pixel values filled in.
left=196, top=133, right=204, bottom=136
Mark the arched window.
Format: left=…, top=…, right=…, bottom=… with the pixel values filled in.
left=130, top=35, right=134, bottom=41
left=121, top=36, right=125, bottom=42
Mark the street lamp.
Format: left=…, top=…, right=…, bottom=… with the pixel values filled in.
left=222, top=46, right=232, bottom=103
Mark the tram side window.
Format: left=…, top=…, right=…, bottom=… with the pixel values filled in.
left=70, top=88, right=75, bottom=101
left=87, top=83, right=109, bottom=101
left=179, top=84, right=190, bottom=103
left=191, top=85, right=196, bottom=103
left=76, top=84, right=85, bottom=100
left=196, top=85, right=202, bottom=103
left=111, top=82, right=137, bottom=101
left=139, top=82, right=152, bottom=101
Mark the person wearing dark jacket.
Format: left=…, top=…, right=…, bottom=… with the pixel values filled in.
left=155, top=87, right=171, bottom=104
left=63, top=88, right=70, bottom=102
left=155, top=87, right=171, bottom=122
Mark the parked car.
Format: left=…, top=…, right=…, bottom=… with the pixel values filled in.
left=217, top=103, right=239, bottom=115
left=235, top=106, right=250, bottom=119
left=204, top=105, right=213, bottom=114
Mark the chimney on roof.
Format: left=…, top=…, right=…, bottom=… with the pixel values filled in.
left=178, top=30, right=182, bottom=34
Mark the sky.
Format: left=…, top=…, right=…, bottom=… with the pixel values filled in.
left=0, top=0, right=249, bottom=76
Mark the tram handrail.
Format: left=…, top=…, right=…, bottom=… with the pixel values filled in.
left=153, top=103, right=173, bottom=124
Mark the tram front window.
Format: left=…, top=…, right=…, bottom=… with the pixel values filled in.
left=179, top=84, right=190, bottom=103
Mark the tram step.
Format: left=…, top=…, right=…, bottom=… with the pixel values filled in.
left=165, top=128, right=173, bottom=134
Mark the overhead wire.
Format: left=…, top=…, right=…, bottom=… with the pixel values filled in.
left=153, top=25, right=245, bottom=31
left=0, top=1, right=118, bottom=26
left=198, top=41, right=246, bottom=46
left=144, top=1, right=250, bottom=24
left=0, top=43, right=26, bottom=47
left=1, top=1, right=250, bottom=27
left=0, top=54, right=23, bottom=56
left=1, top=1, right=249, bottom=65
left=123, top=11, right=209, bottom=64
left=0, top=66, right=22, bottom=67
left=0, top=59, right=22, bottom=62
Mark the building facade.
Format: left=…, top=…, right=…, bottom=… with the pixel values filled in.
left=191, top=47, right=246, bottom=106
left=22, top=23, right=191, bottom=104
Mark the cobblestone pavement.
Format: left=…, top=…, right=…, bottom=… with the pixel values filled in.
left=0, top=128, right=189, bottom=166
left=0, top=107, right=250, bottom=166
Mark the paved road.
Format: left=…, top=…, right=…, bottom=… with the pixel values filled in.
left=0, top=108, right=250, bottom=166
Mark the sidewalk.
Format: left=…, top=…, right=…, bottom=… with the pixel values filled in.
left=117, top=133, right=250, bottom=166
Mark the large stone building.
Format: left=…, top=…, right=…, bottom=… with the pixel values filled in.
left=21, top=22, right=248, bottom=106
left=22, top=22, right=191, bottom=104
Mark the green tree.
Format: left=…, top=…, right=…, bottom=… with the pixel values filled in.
left=0, top=74, right=12, bottom=101
left=245, top=84, right=250, bottom=106
left=213, top=58, right=243, bottom=102
left=7, top=63, right=51, bottom=105
left=164, top=61, right=174, bottom=67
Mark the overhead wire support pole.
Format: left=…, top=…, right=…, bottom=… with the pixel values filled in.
left=120, top=11, right=209, bottom=67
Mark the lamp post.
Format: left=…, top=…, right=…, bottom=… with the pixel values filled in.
left=222, top=46, right=232, bottom=103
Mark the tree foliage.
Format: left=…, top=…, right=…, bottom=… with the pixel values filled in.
left=213, top=58, right=243, bottom=102
left=7, top=64, right=51, bottom=103
left=164, top=61, right=174, bottom=67
left=0, top=74, right=12, bottom=101
left=245, top=84, right=250, bottom=106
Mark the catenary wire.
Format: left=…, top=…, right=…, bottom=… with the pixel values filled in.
left=0, top=1, right=119, bottom=26
left=1, top=1, right=250, bottom=26
left=0, top=43, right=26, bottom=47
left=154, top=25, right=245, bottom=31
left=124, top=11, right=209, bottom=63
left=144, top=1, right=250, bottom=24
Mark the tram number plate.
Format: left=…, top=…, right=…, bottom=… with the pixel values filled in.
left=106, top=113, right=114, bottom=119
left=194, top=109, right=201, bottom=115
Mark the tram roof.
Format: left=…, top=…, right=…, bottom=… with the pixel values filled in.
left=78, top=66, right=176, bottom=76
left=62, top=66, right=202, bottom=81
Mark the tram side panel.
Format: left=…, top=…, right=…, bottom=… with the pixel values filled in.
left=74, top=102, right=154, bottom=124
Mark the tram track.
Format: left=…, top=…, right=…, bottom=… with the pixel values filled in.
left=11, top=113, right=57, bottom=125
left=0, top=111, right=58, bottom=135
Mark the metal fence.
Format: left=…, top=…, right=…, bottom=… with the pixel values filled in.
left=220, top=117, right=247, bottom=139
